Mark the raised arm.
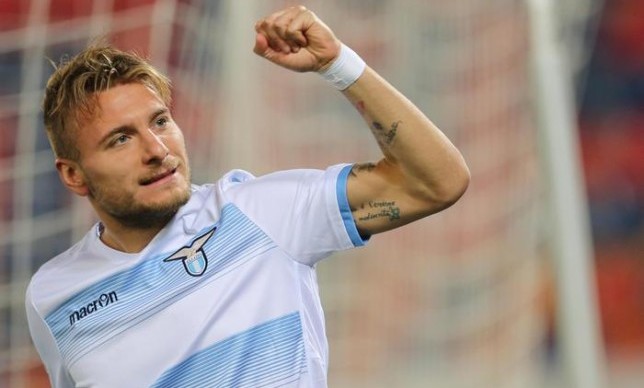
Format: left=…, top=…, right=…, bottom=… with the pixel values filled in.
left=342, top=66, right=469, bottom=236
left=254, top=6, right=470, bottom=237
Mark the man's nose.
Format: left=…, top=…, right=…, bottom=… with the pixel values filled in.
left=141, top=129, right=169, bottom=163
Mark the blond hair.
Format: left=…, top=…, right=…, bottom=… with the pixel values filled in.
left=43, top=42, right=171, bottom=160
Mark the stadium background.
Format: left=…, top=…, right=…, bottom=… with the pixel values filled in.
left=0, top=0, right=642, bottom=387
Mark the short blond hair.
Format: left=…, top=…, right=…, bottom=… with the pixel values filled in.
left=43, top=42, right=172, bottom=160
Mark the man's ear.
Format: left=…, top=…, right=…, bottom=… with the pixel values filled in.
left=55, top=158, right=89, bottom=196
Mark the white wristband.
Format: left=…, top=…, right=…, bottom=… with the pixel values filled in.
left=319, top=44, right=366, bottom=91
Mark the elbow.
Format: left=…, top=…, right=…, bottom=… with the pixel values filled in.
left=439, top=165, right=470, bottom=208
left=451, top=165, right=471, bottom=204
left=421, top=162, right=470, bottom=212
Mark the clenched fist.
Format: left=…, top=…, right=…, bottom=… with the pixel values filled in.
left=253, top=6, right=341, bottom=73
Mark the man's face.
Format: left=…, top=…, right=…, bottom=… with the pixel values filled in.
left=68, top=83, right=191, bottom=229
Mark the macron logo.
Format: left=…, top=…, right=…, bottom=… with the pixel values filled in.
left=68, top=291, right=118, bottom=327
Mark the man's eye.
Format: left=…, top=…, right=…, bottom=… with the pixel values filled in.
left=113, top=134, right=129, bottom=145
left=155, top=117, right=168, bottom=127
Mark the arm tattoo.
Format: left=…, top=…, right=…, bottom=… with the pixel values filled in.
left=349, top=162, right=376, bottom=178
left=371, top=120, right=401, bottom=146
left=357, top=200, right=401, bottom=222
left=353, top=100, right=401, bottom=146
left=384, top=121, right=400, bottom=144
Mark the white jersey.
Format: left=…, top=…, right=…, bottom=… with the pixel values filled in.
left=25, top=164, right=366, bottom=388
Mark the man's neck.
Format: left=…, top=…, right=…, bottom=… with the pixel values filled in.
left=98, top=221, right=166, bottom=253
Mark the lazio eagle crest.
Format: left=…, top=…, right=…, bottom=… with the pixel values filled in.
left=164, top=228, right=216, bottom=276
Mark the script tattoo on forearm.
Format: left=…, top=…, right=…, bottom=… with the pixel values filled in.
left=372, top=120, right=401, bottom=146
left=357, top=200, right=401, bottom=222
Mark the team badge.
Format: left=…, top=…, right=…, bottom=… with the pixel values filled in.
left=164, top=228, right=216, bottom=276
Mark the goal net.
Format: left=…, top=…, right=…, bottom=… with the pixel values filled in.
left=0, top=0, right=599, bottom=387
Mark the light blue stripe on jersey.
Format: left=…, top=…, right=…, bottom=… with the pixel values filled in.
left=151, top=312, right=306, bottom=388
left=337, top=164, right=367, bottom=247
left=45, top=204, right=276, bottom=367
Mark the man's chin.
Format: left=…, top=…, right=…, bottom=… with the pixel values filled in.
left=139, top=182, right=191, bottom=207
left=113, top=191, right=191, bottom=229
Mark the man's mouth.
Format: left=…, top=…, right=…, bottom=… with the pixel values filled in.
left=140, top=167, right=178, bottom=186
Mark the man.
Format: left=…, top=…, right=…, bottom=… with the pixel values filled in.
left=26, top=5, right=469, bottom=388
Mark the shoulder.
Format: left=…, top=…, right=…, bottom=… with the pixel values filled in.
left=26, top=233, right=93, bottom=314
left=211, top=165, right=353, bottom=222
left=30, top=233, right=90, bottom=286
left=218, top=165, right=350, bottom=197
left=214, top=169, right=257, bottom=198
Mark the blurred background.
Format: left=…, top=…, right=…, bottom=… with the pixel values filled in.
left=0, top=0, right=642, bottom=387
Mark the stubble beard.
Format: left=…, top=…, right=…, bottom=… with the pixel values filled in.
left=89, top=177, right=192, bottom=230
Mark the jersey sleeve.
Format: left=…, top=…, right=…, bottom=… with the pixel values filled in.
left=220, top=163, right=367, bottom=266
left=25, top=282, right=75, bottom=388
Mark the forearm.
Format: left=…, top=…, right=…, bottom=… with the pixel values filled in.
left=252, top=6, right=469, bottom=233
left=343, top=66, right=470, bottom=208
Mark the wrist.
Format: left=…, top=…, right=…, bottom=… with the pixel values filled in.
left=318, top=44, right=366, bottom=91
